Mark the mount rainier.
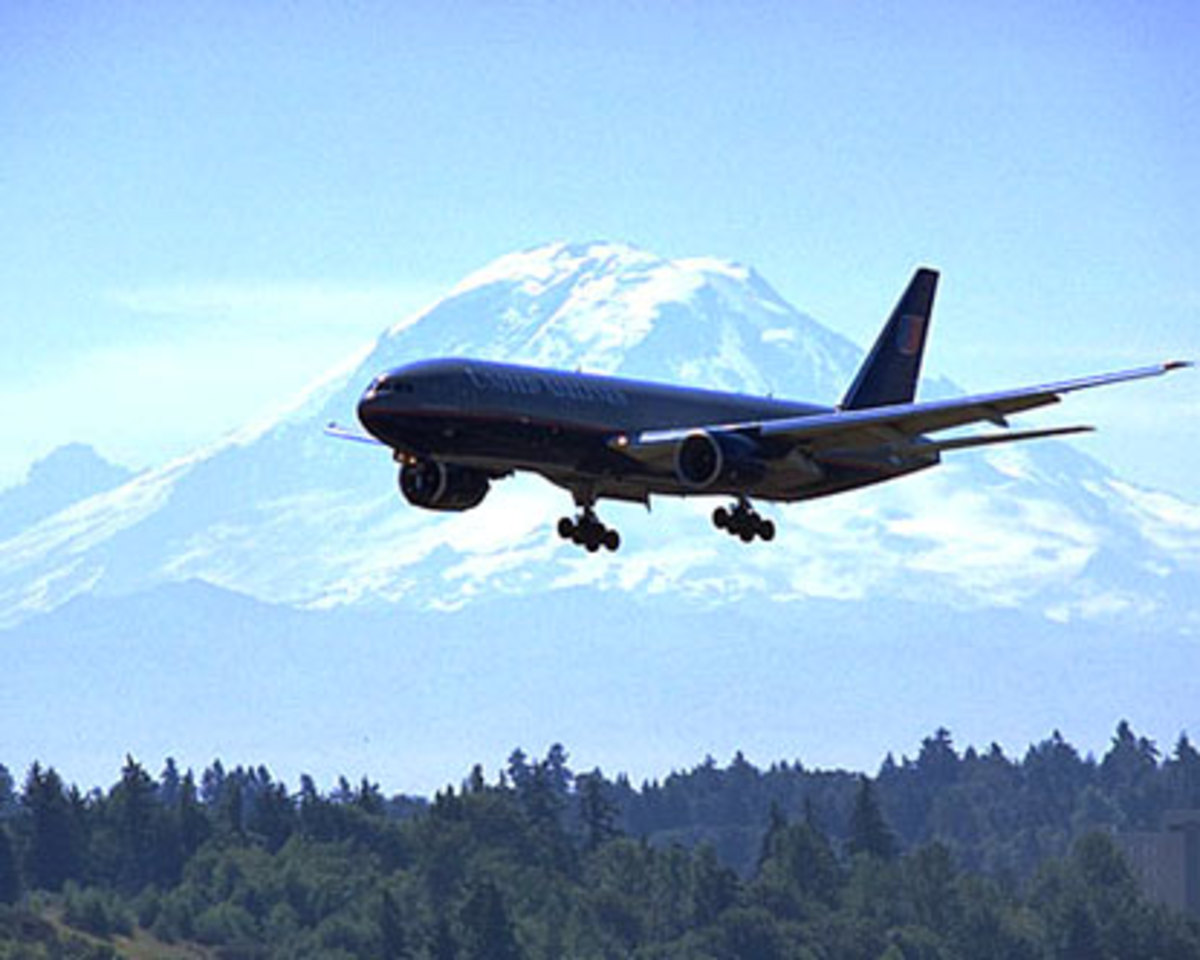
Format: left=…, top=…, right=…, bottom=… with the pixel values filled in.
left=1, top=241, right=1195, bottom=633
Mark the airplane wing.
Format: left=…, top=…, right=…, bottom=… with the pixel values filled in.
left=614, top=360, right=1190, bottom=462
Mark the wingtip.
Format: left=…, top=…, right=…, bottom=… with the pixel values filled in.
left=1164, top=359, right=1194, bottom=372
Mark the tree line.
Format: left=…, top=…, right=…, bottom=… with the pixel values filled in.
left=1, top=721, right=1198, bottom=957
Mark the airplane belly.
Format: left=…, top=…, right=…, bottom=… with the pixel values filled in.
left=367, top=407, right=617, bottom=472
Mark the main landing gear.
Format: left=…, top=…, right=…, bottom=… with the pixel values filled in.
left=713, top=498, right=775, bottom=543
left=558, top=508, right=621, bottom=553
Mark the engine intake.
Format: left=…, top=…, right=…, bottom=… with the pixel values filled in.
left=674, top=431, right=765, bottom=489
left=399, top=459, right=490, bottom=512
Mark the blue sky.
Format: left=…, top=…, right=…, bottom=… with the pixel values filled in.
left=3, top=1, right=1197, bottom=496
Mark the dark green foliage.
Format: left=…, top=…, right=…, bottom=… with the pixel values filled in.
left=753, top=813, right=840, bottom=919
left=379, top=886, right=413, bottom=959
left=0, top=902, right=120, bottom=958
left=0, top=765, right=15, bottom=817
left=848, top=776, right=896, bottom=861
left=1, top=722, right=1199, bottom=957
left=0, top=825, right=19, bottom=905
left=577, top=769, right=619, bottom=853
left=22, top=763, right=82, bottom=890
left=62, top=882, right=133, bottom=937
left=460, top=879, right=522, bottom=959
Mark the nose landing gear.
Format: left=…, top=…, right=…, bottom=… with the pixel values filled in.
left=713, top=499, right=775, bottom=543
left=558, top=508, right=621, bottom=553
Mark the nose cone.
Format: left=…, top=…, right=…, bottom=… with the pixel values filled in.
left=357, top=391, right=386, bottom=439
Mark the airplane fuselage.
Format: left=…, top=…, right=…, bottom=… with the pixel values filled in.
left=357, top=358, right=934, bottom=505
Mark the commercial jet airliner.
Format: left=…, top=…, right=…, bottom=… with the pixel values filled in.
left=329, top=268, right=1189, bottom=552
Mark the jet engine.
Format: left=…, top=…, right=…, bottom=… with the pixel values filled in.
left=399, top=459, right=490, bottom=511
left=674, top=431, right=766, bottom=489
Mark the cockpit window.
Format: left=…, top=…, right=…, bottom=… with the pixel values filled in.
left=369, top=375, right=414, bottom=396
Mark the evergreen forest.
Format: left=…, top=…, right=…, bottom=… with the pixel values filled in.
left=1, top=721, right=1199, bottom=958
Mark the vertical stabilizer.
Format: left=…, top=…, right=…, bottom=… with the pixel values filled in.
left=841, top=267, right=939, bottom=410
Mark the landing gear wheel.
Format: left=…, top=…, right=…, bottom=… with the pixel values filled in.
left=713, top=499, right=776, bottom=544
left=557, top=505, right=622, bottom=553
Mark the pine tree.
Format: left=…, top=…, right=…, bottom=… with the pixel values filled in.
left=466, top=764, right=487, bottom=795
left=159, top=757, right=182, bottom=808
left=578, top=770, right=619, bottom=852
left=178, top=770, right=209, bottom=856
left=112, top=754, right=158, bottom=890
left=356, top=776, right=385, bottom=815
left=506, top=749, right=531, bottom=795
left=848, top=776, right=896, bottom=861
left=23, top=763, right=81, bottom=890
left=0, top=763, right=15, bottom=816
left=756, top=802, right=788, bottom=872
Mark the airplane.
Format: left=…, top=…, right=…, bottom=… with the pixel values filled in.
left=330, top=268, right=1189, bottom=552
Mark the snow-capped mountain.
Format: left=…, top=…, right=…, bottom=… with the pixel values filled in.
left=1, top=241, right=1197, bottom=632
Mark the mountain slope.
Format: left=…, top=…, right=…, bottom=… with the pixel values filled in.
left=0, top=242, right=1196, bottom=632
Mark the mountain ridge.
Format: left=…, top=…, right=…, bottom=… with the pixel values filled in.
left=0, top=443, right=134, bottom=542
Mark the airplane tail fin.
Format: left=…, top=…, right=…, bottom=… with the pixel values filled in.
left=841, top=267, right=939, bottom=410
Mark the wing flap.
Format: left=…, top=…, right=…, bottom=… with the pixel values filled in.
left=910, top=424, right=1094, bottom=454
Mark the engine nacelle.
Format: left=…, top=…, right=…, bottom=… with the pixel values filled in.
left=399, top=459, right=490, bottom=512
left=674, top=431, right=766, bottom=489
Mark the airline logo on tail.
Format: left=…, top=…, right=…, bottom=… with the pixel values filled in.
left=897, top=313, right=927, bottom=356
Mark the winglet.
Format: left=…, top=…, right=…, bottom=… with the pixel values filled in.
left=1164, top=359, right=1193, bottom=372
left=842, top=267, right=939, bottom=411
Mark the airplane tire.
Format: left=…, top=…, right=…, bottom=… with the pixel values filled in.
left=760, top=519, right=776, bottom=541
left=739, top=526, right=755, bottom=543
left=713, top=507, right=729, bottom=529
left=557, top=518, right=575, bottom=539
left=604, top=530, right=620, bottom=552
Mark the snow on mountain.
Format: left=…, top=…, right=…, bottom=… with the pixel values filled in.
left=0, top=241, right=1196, bottom=632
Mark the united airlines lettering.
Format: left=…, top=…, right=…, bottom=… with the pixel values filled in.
left=465, top=365, right=628, bottom=407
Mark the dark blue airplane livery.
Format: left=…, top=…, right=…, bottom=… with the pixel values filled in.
left=331, top=268, right=1189, bottom=552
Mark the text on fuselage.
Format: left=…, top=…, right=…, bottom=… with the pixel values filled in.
left=464, top=366, right=629, bottom=407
